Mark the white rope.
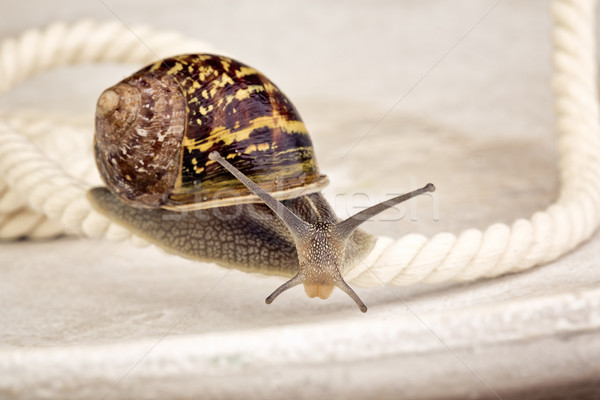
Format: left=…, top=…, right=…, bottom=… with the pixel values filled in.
left=0, top=4, right=598, bottom=287
left=0, top=19, right=217, bottom=240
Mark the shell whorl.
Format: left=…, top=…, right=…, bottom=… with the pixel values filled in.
left=94, top=72, right=186, bottom=208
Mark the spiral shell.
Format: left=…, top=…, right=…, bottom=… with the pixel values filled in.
left=94, top=54, right=328, bottom=210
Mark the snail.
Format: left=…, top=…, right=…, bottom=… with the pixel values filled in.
left=88, top=53, right=435, bottom=312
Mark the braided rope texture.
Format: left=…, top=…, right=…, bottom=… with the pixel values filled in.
left=0, top=4, right=598, bottom=287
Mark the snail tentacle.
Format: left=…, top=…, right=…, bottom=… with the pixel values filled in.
left=209, top=151, right=310, bottom=239
left=265, top=273, right=303, bottom=304
left=333, top=183, right=436, bottom=240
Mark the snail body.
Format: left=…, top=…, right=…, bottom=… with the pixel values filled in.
left=89, top=54, right=435, bottom=312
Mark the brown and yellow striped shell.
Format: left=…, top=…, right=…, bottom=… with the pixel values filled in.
left=94, top=53, right=328, bottom=210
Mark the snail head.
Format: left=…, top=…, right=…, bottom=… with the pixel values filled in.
left=209, top=151, right=435, bottom=313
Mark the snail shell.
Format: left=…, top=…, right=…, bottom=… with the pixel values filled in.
left=94, top=54, right=328, bottom=210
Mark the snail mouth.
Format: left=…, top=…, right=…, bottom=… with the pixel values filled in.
left=303, top=283, right=334, bottom=299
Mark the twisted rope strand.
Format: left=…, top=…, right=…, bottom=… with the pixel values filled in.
left=0, top=2, right=598, bottom=287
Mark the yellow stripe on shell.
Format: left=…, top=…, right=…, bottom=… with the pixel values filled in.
left=262, top=81, right=278, bottom=94
left=235, top=66, right=259, bottom=79
left=186, top=81, right=202, bottom=95
left=212, top=73, right=235, bottom=88
left=220, top=85, right=266, bottom=108
left=243, top=142, right=270, bottom=154
left=197, top=66, right=217, bottom=81
left=149, top=61, right=163, bottom=72
left=167, top=62, right=184, bottom=75
left=257, top=142, right=270, bottom=151
left=235, top=85, right=264, bottom=101
left=183, top=114, right=309, bottom=153
left=199, top=105, right=213, bottom=116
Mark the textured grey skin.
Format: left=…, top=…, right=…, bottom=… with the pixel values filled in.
left=87, top=188, right=375, bottom=278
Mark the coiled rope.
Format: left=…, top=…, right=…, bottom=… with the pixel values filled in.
left=0, top=20, right=217, bottom=242
left=0, top=1, right=598, bottom=287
